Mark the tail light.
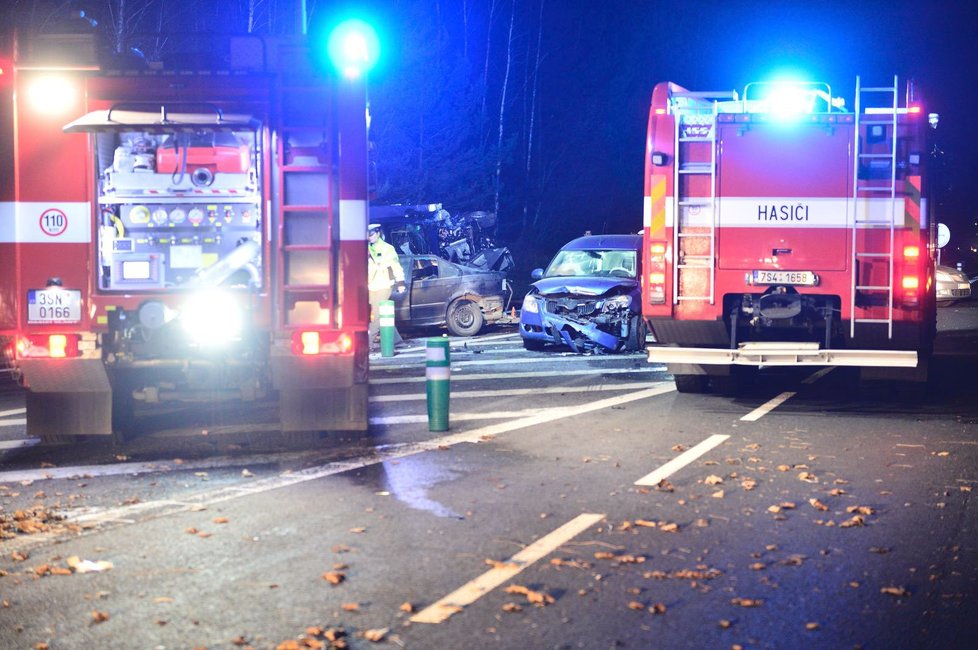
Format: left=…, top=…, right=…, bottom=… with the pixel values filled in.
left=291, top=330, right=355, bottom=356
left=898, top=244, right=922, bottom=307
left=647, top=240, right=668, bottom=304
left=17, top=334, right=80, bottom=359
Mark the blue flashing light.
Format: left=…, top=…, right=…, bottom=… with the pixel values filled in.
left=327, top=19, right=380, bottom=79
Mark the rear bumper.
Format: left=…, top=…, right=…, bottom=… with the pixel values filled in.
left=648, top=342, right=918, bottom=368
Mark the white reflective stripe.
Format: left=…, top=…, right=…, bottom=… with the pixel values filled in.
left=339, top=198, right=367, bottom=241
left=379, top=302, right=395, bottom=316
left=0, top=202, right=91, bottom=243
left=709, top=197, right=906, bottom=228
left=426, top=346, right=447, bottom=362
left=379, top=316, right=395, bottom=326
left=426, top=366, right=451, bottom=381
left=645, top=196, right=674, bottom=228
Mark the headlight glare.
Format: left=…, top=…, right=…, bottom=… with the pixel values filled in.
left=181, top=290, right=244, bottom=346
left=521, top=295, right=540, bottom=314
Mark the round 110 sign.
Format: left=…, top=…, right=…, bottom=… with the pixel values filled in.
left=39, top=208, right=69, bottom=237
left=937, top=223, right=951, bottom=249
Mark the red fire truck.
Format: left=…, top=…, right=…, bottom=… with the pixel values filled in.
left=0, top=25, right=376, bottom=441
left=642, top=78, right=937, bottom=392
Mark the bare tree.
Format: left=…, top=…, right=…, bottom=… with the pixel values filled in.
left=521, top=0, right=545, bottom=233
left=493, top=0, right=515, bottom=219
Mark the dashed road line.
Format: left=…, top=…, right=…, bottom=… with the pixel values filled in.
left=740, top=392, right=797, bottom=421
left=0, top=408, right=26, bottom=418
left=634, top=434, right=730, bottom=486
left=0, top=384, right=674, bottom=553
left=370, top=381, right=656, bottom=402
left=369, top=366, right=664, bottom=384
left=410, top=513, right=605, bottom=624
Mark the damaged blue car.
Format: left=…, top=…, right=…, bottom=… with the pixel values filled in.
left=519, top=234, right=646, bottom=353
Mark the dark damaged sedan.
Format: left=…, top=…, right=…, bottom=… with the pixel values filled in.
left=392, top=254, right=511, bottom=336
left=519, top=234, right=646, bottom=353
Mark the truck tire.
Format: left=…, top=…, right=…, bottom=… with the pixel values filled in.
left=674, top=374, right=709, bottom=393
left=447, top=299, right=484, bottom=337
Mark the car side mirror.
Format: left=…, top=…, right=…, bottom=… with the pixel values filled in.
left=531, top=268, right=544, bottom=281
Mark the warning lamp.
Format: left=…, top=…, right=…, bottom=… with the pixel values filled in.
left=903, top=245, right=920, bottom=259
left=908, top=104, right=922, bottom=114
left=650, top=152, right=667, bottom=166
left=291, top=330, right=355, bottom=356
left=647, top=240, right=668, bottom=305
left=902, top=276, right=920, bottom=290
left=26, top=74, right=78, bottom=116
left=327, top=18, right=380, bottom=79
left=17, top=334, right=80, bottom=359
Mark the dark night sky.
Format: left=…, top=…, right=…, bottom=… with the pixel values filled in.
left=365, top=0, right=977, bottom=254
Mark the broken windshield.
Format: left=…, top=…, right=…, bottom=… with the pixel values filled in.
left=544, top=249, right=637, bottom=279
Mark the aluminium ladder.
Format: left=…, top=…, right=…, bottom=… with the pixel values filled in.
left=670, top=92, right=724, bottom=305
left=850, top=75, right=899, bottom=339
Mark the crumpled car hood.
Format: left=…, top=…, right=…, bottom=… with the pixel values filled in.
left=532, top=276, right=638, bottom=297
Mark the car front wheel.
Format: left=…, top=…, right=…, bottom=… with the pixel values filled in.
left=447, top=299, right=484, bottom=337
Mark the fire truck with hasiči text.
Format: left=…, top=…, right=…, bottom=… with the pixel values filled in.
left=641, top=77, right=938, bottom=392
left=0, top=21, right=378, bottom=441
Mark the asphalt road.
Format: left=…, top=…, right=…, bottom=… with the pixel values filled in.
left=1, top=305, right=978, bottom=649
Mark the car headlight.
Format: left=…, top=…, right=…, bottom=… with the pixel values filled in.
left=180, top=290, right=244, bottom=346
left=601, top=294, right=632, bottom=312
left=936, top=269, right=952, bottom=283
left=521, top=294, right=540, bottom=314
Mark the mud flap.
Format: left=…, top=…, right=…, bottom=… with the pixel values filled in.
left=20, top=359, right=112, bottom=438
left=279, top=383, right=368, bottom=433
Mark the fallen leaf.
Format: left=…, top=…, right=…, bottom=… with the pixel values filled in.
left=829, top=488, right=847, bottom=496
left=936, top=451, right=950, bottom=457
left=634, top=519, right=657, bottom=528
left=213, top=517, right=230, bottom=524
left=846, top=505, right=875, bottom=516
left=671, top=444, right=687, bottom=452
left=750, top=563, right=766, bottom=571
left=185, top=528, right=199, bottom=535
left=649, top=602, right=666, bottom=615
left=341, top=603, right=359, bottom=612
left=741, top=479, right=758, bottom=491
left=362, top=627, right=388, bottom=642
left=505, top=584, right=554, bottom=606
left=656, top=479, right=675, bottom=492
left=798, top=472, right=818, bottom=483
left=711, top=490, right=725, bottom=499
left=730, top=597, right=763, bottom=607
left=241, top=469, right=255, bottom=477
left=809, top=498, right=829, bottom=512
left=231, top=636, right=249, bottom=646
left=349, top=527, right=366, bottom=534
left=91, top=610, right=110, bottom=623
left=658, top=522, right=679, bottom=533
left=196, top=532, right=212, bottom=538
left=767, top=505, right=782, bottom=514
left=628, top=601, right=645, bottom=611
left=501, top=602, right=523, bottom=613
left=704, top=475, right=724, bottom=485
left=399, top=602, right=415, bottom=613
left=776, top=464, right=792, bottom=472
left=881, top=586, right=910, bottom=597
left=840, top=515, right=865, bottom=528
left=322, top=571, right=346, bottom=585
left=806, top=622, right=820, bottom=631
left=484, top=559, right=519, bottom=570
left=719, top=619, right=732, bottom=629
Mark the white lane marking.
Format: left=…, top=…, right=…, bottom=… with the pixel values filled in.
left=371, top=408, right=560, bottom=425
left=370, top=381, right=656, bottom=403
left=0, top=418, right=27, bottom=427
left=0, top=384, right=674, bottom=499
left=0, top=436, right=39, bottom=450
left=634, top=434, right=730, bottom=486
left=0, top=408, right=26, bottom=417
left=370, top=366, right=665, bottom=385
left=410, top=513, right=605, bottom=624
left=740, top=392, right=797, bottom=422
left=801, top=367, right=835, bottom=384
left=371, top=354, right=650, bottom=370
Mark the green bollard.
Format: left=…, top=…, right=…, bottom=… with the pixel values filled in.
left=426, top=338, right=450, bottom=431
left=379, top=299, right=396, bottom=357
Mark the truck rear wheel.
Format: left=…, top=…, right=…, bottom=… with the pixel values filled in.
left=674, top=374, right=709, bottom=393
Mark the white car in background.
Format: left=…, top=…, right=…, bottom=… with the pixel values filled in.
left=936, top=264, right=972, bottom=306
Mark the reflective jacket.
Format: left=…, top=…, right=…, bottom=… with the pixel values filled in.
left=368, top=237, right=405, bottom=292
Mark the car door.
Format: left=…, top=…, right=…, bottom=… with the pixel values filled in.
left=392, top=255, right=413, bottom=324
left=410, top=255, right=459, bottom=324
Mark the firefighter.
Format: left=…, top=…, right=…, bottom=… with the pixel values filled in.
left=367, top=223, right=407, bottom=351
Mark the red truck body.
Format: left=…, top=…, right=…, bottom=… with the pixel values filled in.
left=641, top=78, right=937, bottom=391
left=0, top=32, right=370, bottom=439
